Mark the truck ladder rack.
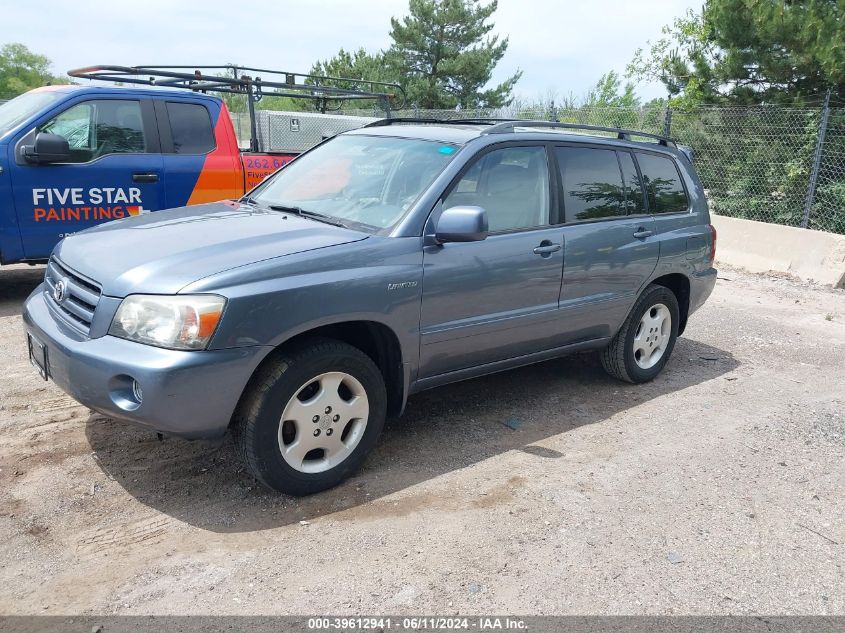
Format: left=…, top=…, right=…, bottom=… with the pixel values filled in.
left=68, top=65, right=406, bottom=152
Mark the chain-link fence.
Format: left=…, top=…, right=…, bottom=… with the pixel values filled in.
left=281, top=101, right=845, bottom=235
left=3, top=92, right=843, bottom=234
left=813, top=107, right=845, bottom=234
left=230, top=111, right=249, bottom=148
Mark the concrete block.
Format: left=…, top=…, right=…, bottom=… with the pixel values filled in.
left=711, top=214, right=845, bottom=288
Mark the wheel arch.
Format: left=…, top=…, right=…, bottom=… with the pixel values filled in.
left=649, top=273, right=691, bottom=334
left=231, top=319, right=406, bottom=429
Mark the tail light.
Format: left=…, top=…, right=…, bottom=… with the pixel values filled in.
left=708, top=224, right=717, bottom=266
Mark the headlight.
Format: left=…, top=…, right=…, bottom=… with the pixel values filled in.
left=109, top=294, right=226, bottom=350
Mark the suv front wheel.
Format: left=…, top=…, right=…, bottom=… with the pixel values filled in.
left=233, top=338, right=387, bottom=495
left=601, top=284, right=680, bottom=383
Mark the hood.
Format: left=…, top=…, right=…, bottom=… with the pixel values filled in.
left=53, top=201, right=368, bottom=296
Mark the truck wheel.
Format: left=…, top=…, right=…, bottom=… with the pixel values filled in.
left=601, top=284, right=680, bottom=384
left=233, top=338, right=387, bottom=495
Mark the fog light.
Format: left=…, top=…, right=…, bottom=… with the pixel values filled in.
left=108, top=375, right=143, bottom=412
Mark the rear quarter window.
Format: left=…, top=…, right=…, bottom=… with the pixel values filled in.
left=636, top=153, right=689, bottom=214
left=166, top=102, right=215, bottom=154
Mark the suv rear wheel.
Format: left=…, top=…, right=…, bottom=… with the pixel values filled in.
left=601, top=284, right=680, bottom=383
left=233, top=338, right=387, bottom=495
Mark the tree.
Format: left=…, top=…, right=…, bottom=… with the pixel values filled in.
left=0, top=43, right=66, bottom=97
left=583, top=71, right=640, bottom=108
left=307, top=47, right=400, bottom=111
left=627, top=1, right=845, bottom=105
left=311, top=48, right=396, bottom=86
left=312, top=0, right=521, bottom=111
left=387, top=0, right=521, bottom=109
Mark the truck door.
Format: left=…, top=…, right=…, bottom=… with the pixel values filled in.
left=10, top=97, right=164, bottom=260
left=155, top=99, right=242, bottom=208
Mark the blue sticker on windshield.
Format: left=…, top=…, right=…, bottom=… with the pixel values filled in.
left=438, top=146, right=455, bottom=154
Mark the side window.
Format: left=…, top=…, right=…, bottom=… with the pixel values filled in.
left=636, top=153, right=689, bottom=214
left=618, top=151, right=645, bottom=215
left=40, top=100, right=145, bottom=163
left=555, top=146, right=625, bottom=221
left=166, top=102, right=215, bottom=154
left=443, top=146, right=549, bottom=232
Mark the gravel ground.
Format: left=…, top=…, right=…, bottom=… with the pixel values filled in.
left=0, top=263, right=843, bottom=616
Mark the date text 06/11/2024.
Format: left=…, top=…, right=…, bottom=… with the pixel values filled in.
left=306, top=617, right=528, bottom=630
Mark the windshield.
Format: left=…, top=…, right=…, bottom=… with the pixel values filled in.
left=252, top=134, right=458, bottom=231
left=0, top=90, right=67, bottom=140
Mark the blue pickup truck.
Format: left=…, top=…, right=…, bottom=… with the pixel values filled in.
left=0, top=85, right=294, bottom=265
left=0, top=65, right=401, bottom=265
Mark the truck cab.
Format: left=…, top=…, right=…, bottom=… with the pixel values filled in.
left=0, top=85, right=249, bottom=264
left=0, top=64, right=400, bottom=265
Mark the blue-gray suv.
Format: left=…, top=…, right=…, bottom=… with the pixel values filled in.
left=23, top=119, right=717, bottom=495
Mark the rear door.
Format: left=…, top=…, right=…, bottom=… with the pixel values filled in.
left=156, top=99, right=242, bottom=208
left=554, top=145, right=659, bottom=342
left=634, top=150, right=698, bottom=264
left=11, top=97, right=164, bottom=259
left=419, top=144, right=566, bottom=378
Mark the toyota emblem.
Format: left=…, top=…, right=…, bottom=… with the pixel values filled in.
left=53, top=279, right=67, bottom=303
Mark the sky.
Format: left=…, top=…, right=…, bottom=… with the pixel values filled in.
left=1, top=0, right=697, bottom=103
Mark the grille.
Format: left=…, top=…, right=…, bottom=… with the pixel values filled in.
left=44, top=258, right=102, bottom=334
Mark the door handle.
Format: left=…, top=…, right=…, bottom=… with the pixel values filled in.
left=533, top=242, right=562, bottom=256
left=633, top=228, right=653, bottom=239
left=132, top=172, right=159, bottom=183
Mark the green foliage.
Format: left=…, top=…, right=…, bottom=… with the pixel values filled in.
left=0, top=43, right=67, bottom=97
left=624, top=1, right=845, bottom=235
left=811, top=109, right=845, bottom=233
left=628, top=1, right=845, bottom=105
left=311, top=48, right=396, bottom=86
left=311, top=0, right=520, bottom=110
left=668, top=106, right=822, bottom=227
left=215, top=69, right=313, bottom=114
left=305, top=47, right=399, bottom=112
left=387, top=0, right=521, bottom=108
left=583, top=71, right=640, bottom=109
left=255, top=95, right=310, bottom=112
left=627, top=10, right=712, bottom=106
left=217, top=88, right=247, bottom=114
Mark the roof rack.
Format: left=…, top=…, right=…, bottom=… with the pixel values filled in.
left=360, top=117, right=676, bottom=147
left=362, top=117, right=514, bottom=128
left=482, top=120, right=676, bottom=146
left=68, top=65, right=406, bottom=152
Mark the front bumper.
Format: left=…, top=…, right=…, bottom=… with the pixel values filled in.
left=22, top=285, right=271, bottom=439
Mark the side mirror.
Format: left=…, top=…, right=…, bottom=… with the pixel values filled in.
left=22, top=132, right=71, bottom=164
left=434, top=205, right=488, bottom=244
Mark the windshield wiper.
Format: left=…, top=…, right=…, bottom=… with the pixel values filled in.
left=267, top=204, right=347, bottom=228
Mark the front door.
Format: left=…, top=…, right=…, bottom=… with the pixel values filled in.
left=419, top=144, right=566, bottom=378
left=12, top=97, right=163, bottom=259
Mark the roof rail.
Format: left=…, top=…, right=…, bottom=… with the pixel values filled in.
left=68, top=65, right=406, bottom=152
left=482, top=120, right=676, bottom=146
left=362, top=117, right=511, bottom=128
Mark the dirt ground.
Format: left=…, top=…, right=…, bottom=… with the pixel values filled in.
left=0, top=263, right=843, bottom=616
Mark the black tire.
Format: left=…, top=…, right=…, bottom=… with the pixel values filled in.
left=233, top=338, right=387, bottom=495
left=601, top=284, right=680, bottom=384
